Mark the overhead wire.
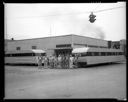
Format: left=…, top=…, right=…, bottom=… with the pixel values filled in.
left=6, top=5, right=125, bottom=20
left=92, top=3, right=102, bottom=13
left=6, top=11, right=90, bottom=20
left=94, top=6, right=125, bottom=13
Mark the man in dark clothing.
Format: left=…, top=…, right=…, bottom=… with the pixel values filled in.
left=65, top=54, right=69, bottom=69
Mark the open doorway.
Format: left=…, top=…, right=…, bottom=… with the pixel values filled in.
left=54, top=49, right=72, bottom=57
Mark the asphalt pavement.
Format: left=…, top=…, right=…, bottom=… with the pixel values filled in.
left=5, top=62, right=126, bottom=99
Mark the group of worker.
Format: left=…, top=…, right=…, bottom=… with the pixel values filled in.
left=36, top=54, right=78, bottom=69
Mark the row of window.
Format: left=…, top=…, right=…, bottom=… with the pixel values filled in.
left=5, top=52, right=124, bottom=57
left=56, top=44, right=71, bottom=48
left=16, top=46, right=37, bottom=50
left=79, top=52, right=124, bottom=56
left=16, top=44, right=108, bottom=51
left=74, top=43, right=108, bottom=48
left=87, top=45, right=108, bottom=48
left=5, top=53, right=45, bottom=57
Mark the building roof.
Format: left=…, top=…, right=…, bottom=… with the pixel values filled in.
left=11, top=34, right=107, bottom=42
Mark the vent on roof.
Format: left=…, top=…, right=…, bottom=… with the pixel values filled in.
left=11, top=38, right=14, bottom=40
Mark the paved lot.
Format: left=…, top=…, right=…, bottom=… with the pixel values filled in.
left=5, top=62, right=126, bottom=99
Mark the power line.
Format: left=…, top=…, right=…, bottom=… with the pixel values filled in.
left=6, top=6, right=125, bottom=20
left=6, top=11, right=90, bottom=20
left=94, top=6, right=125, bottom=13
left=7, top=12, right=91, bottom=21
left=93, top=3, right=101, bottom=12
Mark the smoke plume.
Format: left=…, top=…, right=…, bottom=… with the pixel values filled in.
left=80, top=21, right=105, bottom=40
left=48, top=6, right=106, bottom=40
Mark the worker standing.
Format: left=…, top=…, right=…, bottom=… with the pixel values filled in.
left=54, top=55, right=57, bottom=68
left=65, top=54, right=69, bottom=69
left=61, top=54, right=65, bottom=69
left=69, top=55, right=74, bottom=68
left=36, top=55, right=43, bottom=69
left=51, top=55, right=55, bottom=69
left=44, top=55, right=48, bottom=69
left=63, top=54, right=66, bottom=69
left=58, top=54, right=62, bottom=68
left=49, top=56, right=52, bottom=69
left=74, top=54, right=78, bottom=68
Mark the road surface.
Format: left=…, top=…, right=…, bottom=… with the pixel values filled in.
left=5, top=62, right=126, bottom=99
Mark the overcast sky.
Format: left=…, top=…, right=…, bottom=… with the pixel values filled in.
left=5, top=2, right=126, bottom=41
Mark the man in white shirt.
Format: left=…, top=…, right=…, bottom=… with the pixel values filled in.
left=57, top=55, right=62, bottom=68
left=69, top=55, right=74, bottom=68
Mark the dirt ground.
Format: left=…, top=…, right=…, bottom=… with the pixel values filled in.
left=4, top=62, right=126, bottom=99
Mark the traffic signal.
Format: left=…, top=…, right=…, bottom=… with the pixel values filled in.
left=89, top=12, right=96, bottom=23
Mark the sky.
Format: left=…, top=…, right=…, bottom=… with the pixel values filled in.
left=5, top=2, right=126, bottom=41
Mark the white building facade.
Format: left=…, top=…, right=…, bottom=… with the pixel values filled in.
left=6, top=34, right=108, bottom=56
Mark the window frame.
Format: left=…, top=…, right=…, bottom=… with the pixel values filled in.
left=32, top=46, right=37, bottom=49
left=16, top=47, right=21, bottom=50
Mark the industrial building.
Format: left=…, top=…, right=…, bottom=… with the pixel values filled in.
left=5, top=34, right=126, bottom=57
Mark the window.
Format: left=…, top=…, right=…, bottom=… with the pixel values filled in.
left=107, top=52, right=112, bottom=56
left=86, top=52, right=92, bottom=56
left=41, top=53, right=46, bottom=56
left=75, top=51, right=124, bottom=57
left=5, top=53, right=35, bottom=57
left=5, top=54, right=11, bottom=57
left=94, top=52, right=99, bottom=56
left=32, top=46, right=37, bottom=49
left=119, top=52, right=123, bottom=55
left=16, top=47, right=21, bottom=50
left=20, top=53, right=33, bottom=56
left=81, top=53, right=87, bottom=57
left=113, top=52, right=115, bottom=56
left=56, top=44, right=71, bottom=48
left=101, top=52, right=106, bottom=56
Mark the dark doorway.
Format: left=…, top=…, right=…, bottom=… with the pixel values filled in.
left=54, top=49, right=72, bottom=57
